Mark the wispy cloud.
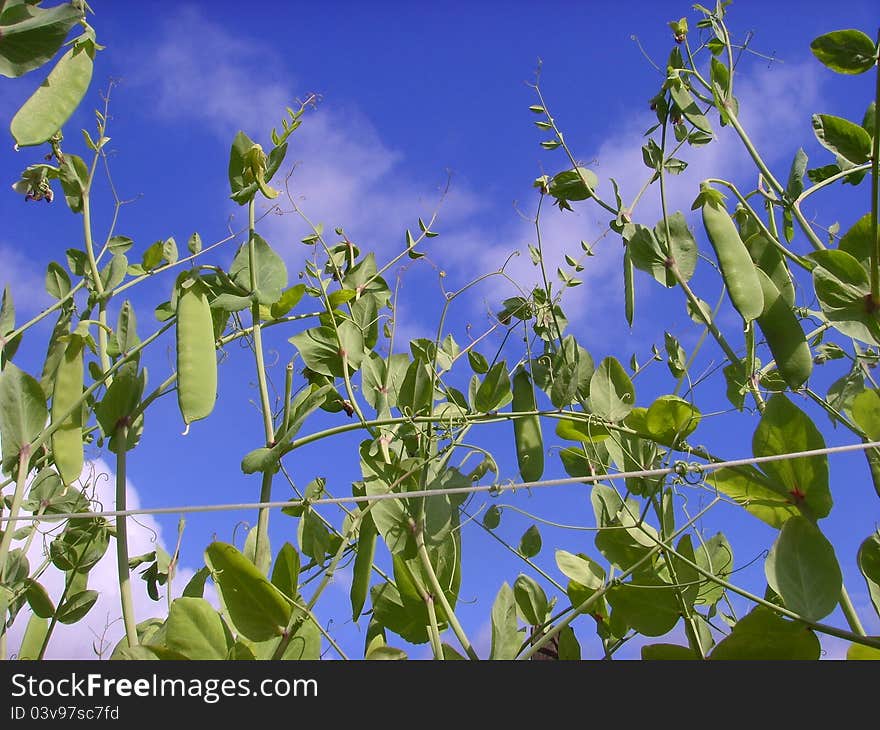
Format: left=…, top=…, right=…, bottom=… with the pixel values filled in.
left=0, top=242, right=51, bottom=317
left=6, top=458, right=203, bottom=659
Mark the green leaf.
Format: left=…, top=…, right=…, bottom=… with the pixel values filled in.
left=187, top=232, right=202, bottom=255
left=848, top=642, right=880, bottom=660
left=810, top=249, right=880, bottom=345
left=641, top=643, right=699, bottom=660
left=519, top=524, right=542, bottom=558
left=694, top=532, right=733, bottom=606
left=164, top=597, right=231, bottom=660
left=607, top=570, right=681, bottom=636
left=765, top=516, right=842, bottom=621
left=56, top=589, right=99, bottom=624
left=483, top=505, right=502, bottom=529
left=669, top=81, right=713, bottom=135
left=475, top=361, right=511, bottom=413
left=0, top=363, right=47, bottom=474
left=857, top=532, right=880, bottom=618
left=643, top=395, right=700, bottom=446
left=10, top=36, right=94, bottom=147
left=182, top=567, right=210, bottom=598
left=45, top=261, right=71, bottom=299
left=589, top=357, right=634, bottom=421
left=852, top=389, right=880, bottom=439
left=290, top=323, right=364, bottom=379
left=513, top=574, right=548, bottom=625
left=204, top=542, right=292, bottom=642
left=270, top=542, right=301, bottom=599
left=710, top=606, right=820, bottom=659
left=754, top=394, right=831, bottom=520
left=555, top=416, right=610, bottom=444
left=370, top=581, right=428, bottom=645
left=706, top=465, right=798, bottom=528
left=555, top=550, right=604, bottom=590
left=812, top=114, right=872, bottom=165
left=398, top=359, right=434, bottom=414
left=0, top=2, right=84, bottom=78
left=810, top=30, right=877, bottom=74
left=839, top=213, right=873, bottom=267
left=548, top=167, right=598, bottom=202
left=490, top=582, right=524, bottom=660
left=229, top=234, right=288, bottom=306
left=467, top=350, right=489, bottom=374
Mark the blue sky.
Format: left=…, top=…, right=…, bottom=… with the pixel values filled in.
left=2, top=0, right=879, bottom=658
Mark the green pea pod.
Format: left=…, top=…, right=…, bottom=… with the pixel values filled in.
left=176, top=276, right=217, bottom=426
left=350, top=514, right=377, bottom=621
left=755, top=269, right=812, bottom=388
left=51, top=335, right=84, bottom=486
left=512, top=369, right=544, bottom=483
left=702, top=199, right=764, bottom=322
left=745, top=232, right=795, bottom=307
left=10, top=40, right=94, bottom=148
left=623, top=246, right=635, bottom=327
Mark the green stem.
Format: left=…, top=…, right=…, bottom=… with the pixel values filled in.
left=724, top=109, right=826, bottom=251
left=247, top=199, right=276, bottom=574
left=870, top=35, right=880, bottom=306
left=0, top=452, right=29, bottom=655
left=651, top=494, right=706, bottom=659
left=115, top=428, right=139, bottom=648
left=0, top=451, right=29, bottom=582
left=839, top=583, right=867, bottom=637
left=414, top=523, right=479, bottom=660
left=424, top=592, right=444, bottom=660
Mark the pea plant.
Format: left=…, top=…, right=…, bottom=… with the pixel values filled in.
left=1, top=1, right=880, bottom=661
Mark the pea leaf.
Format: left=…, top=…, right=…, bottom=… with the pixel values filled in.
left=164, top=597, right=231, bottom=660
left=589, top=357, right=635, bottom=422
left=519, top=524, right=542, bottom=558
left=0, top=2, right=84, bottom=78
left=810, top=30, right=877, bottom=74
left=753, top=394, right=832, bottom=520
left=0, top=363, right=47, bottom=474
left=812, top=114, right=873, bottom=165
left=710, top=606, right=820, bottom=659
left=643, top=395, right=700, bottom=446
left=810, top=249, right=880, bottom=345
left=607, top=570, right=681, bottom=636
left=513, top=574, right=548, bottom=626
left=474, top=361, right=511, bottom=413
left=765, top=516, right=842, bottom=621
left=229, top=234, right=288, bottom=306
left=490, top=582, right=524, bottom=660
left=857, top=532, right=880, bottom=618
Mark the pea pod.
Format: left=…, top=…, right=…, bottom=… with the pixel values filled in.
left=702, top=198, right=764, bottom=322
left=512, top=369, right=544, bottom=483
left=10, top=40, right=94, bottom=148
left=755, top=269, right=812, bottom=388
left=176, top=276, right=217, bottom=425
left=51, top=336, right=84, bottom=486
left=350, top=514, right=377, bottom=621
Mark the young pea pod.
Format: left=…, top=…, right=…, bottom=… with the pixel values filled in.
left=350, top=514, right=377, bottom=621
left=176, top=275, right=218, bottom=425
left=702, top=198, right=764, bottom=322
left=755, top=269, right=812, bottom=388
left=51, top=335, right=84, bottom=486
left=512, top=369, right=544, bottom=483
left=10, top=40, right=95, bottom=148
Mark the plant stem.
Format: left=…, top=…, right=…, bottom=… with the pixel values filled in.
left=0, top=451, right=29, bottom=584
left=247, top=199, right=276, bottom=574
left=839, top=583, right=867, bottom=637
left=114, top=428, right=138, bottom=648
left=424, top=593, right=444, bottom=660
left=414, top=523, right=479, bottom=660
left=870, top=35, right=880, bottom=307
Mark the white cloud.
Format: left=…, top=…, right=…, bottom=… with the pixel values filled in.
left=5, top=458, right=202, bottom=660
left=0, top=242, right=51, bottom=317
